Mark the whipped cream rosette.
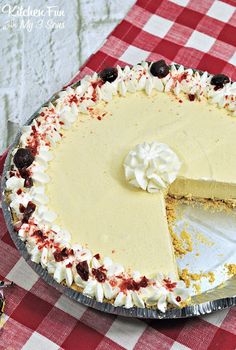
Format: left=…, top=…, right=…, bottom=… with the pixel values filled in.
left=124, top=141, right=181, bottom=193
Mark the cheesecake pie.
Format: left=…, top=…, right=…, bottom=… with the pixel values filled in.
left=4, top=60, right=236, bottom=312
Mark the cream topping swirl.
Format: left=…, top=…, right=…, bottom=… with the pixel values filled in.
left=124, top=142, right=181, bottom=193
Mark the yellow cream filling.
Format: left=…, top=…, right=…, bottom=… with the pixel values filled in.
left=46, top=90, right=236, bottom=278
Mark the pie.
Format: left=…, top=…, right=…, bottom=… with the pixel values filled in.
left=4, top=60, right=236, bottom=312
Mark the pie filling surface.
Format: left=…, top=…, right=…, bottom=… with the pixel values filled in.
left=5, top=62, right=236, bottom=311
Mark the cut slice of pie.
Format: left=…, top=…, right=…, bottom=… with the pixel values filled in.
left=4, top=61, right=236, bottom=312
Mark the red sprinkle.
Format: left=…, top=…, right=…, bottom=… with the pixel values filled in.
left=22, top=201, right=36, bottom=223
left=109, top=279, right=117, bottom=287
left=27, top=126, right=41, bottom=156
left=68, top=95, right=78, bottom=105
left=179, top=72, right=188, bottom=82
left=66, top=262, right=72, bottom=268
left=120, top=276, right=148, bottom=292
left=178, top=99, right=183, bottom=103
left=176, top=296, right=181, bottom=302
left=32, top=125, right=37, bottom=133
left=92, top=268, right=107, bottom=283
left=163, top=278, right=177, bottom=291
left=91, top=80, right=104, bottom=90
left=91, top=79, right=104, bottom=102
left=17, top=189, right=22, bottom=195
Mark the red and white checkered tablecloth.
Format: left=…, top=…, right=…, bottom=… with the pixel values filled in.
left=0, top=0, right=236, bottom=349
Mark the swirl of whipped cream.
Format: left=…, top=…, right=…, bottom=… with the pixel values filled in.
left=124, top=141, right=181, bottom=193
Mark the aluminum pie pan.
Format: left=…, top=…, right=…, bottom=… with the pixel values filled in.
left=1, top=67, right=236, bottom=319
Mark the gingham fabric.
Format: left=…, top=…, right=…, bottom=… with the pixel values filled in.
left=0, top=0, right=236, bottom=349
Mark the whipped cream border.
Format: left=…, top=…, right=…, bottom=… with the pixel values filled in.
left=4, top=62, right=236, bottom=312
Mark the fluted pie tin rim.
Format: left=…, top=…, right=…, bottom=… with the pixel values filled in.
left=1, top=64, right=236, bottom=319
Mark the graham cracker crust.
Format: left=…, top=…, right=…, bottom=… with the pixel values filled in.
left=167, top=194, right=236, bottom=212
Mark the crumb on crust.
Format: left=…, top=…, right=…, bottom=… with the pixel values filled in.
left=166, top=195, right=193, bottom=258
left=195, top=232, right=214, bottom=247
left=179, top=268, right=215, bottom=289
left=225, top=263, right=236, bottom=276
left=169, top=227, right=193, bottom=258
left=193, top=283, right=201, bottom=295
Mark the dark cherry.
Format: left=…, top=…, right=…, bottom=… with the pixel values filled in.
left=76, top=261, right=89, bottom=281
left=54, top=247, right=69, bottom=262
left=93, top=253, right=100, bottom=260
left=92, top=268, right=106, bottom=283
left=19, top=203, right=25, bottom=213
left=99, top=67, right=118, bottom=83
left=19, top=167, right=30, bottom=179
left=150, top=60, right=169, bottom=78
left=33, top=230, right=44, bottom=241
left=188, top=94, right=195, bottom=101
left=13, top=148, right=34, bottom=169
left=22, top=201, right=36, bottom=223
left=126, top=279, right=139, bottom=291
left=210, top=74, right=230, bottom=89
left=139, top=276, right=148, bottom=288
left=18, top=167, right=33, bottom=187
left=9, top=170, right=16, bottom=177
left=24, top=177, right=33, bottom=188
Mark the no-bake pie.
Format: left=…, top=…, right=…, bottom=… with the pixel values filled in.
left=4, top=60, right=236, bottom=311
